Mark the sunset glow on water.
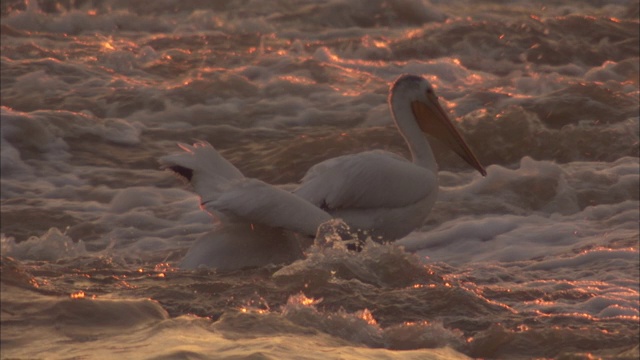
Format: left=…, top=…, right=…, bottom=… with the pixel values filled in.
left=1, top=1, right=639, bottom=359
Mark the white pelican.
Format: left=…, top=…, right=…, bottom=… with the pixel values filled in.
left=161, top=74, right=485, bottom=269
left=294, top=74, right=486, bottom=241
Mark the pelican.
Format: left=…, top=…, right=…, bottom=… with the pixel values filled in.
left=161, top=74, right=486, bottom=269
left=294, top=74, right=486, bottom=240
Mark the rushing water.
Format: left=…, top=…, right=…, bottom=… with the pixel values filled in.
left=1, top=1, right=639, bottom=359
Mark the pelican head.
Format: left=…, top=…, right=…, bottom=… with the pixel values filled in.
left=390, top=74, right=486, bottom=176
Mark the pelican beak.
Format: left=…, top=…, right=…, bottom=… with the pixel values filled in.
left=411, top=96, right=487, bottom=176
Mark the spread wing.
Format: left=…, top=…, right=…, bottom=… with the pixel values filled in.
left=293, top=151, right=436, bottom=210
left=208, top=178, right=332, bottom=237
left=161, top=141, right=331, bottom=236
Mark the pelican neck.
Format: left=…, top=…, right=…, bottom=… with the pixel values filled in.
left=389, top=95, right=438, bottom=171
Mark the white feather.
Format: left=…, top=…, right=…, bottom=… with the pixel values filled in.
left=159, top=141, right=243, bottom=203
left=295, top=150, right=436, bottom=210
left=208, top=178, right=332, bottom=236
left=160, top=141, right=331, bottom=236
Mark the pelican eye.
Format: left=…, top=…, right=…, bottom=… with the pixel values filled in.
left=426, top=88, right=437, bottom=98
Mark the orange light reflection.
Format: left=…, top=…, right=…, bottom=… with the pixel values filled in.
left=279, top=75, right=315, bottom=85
left=70, top=290, right=85, bottom=299
left=358, top=309, right=378, bottom=326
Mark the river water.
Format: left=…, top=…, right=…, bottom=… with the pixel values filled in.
left=1, top=1, right=639, bottom=359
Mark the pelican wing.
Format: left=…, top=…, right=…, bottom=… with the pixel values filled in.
left=209, top=178, right=332, bottom=236
left=294, top=151, right=436, bottom=210
left=159, top=141, right=244, bottom=201
left=161, top=141, right=332, bottom=236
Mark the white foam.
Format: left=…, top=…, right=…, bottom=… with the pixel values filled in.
left=109, top=187, right=163, bottom=213
left=397, top=156, right=639, bottom=266
left=1, top=228, right=86, bottom=261
left=0, top=137, right=34, bottom=178
left=1, top=1, right=638, bottom=359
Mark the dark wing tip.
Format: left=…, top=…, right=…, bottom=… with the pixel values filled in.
left=167, top=165, right=194, bottom=182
